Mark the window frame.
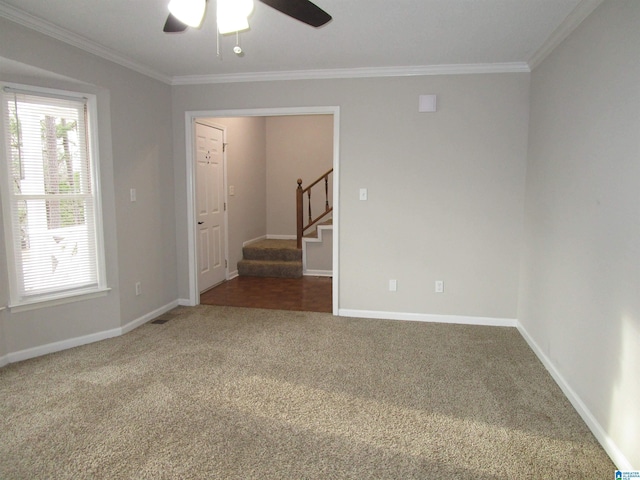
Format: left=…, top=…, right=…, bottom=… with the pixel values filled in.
left=0, top=83, right=109, bottom=311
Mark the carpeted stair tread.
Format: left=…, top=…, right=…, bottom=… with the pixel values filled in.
left=239, top=239, right=303, bottom=278
left=243, top=239, right=301, bottom=262
left=238, top=259, right=302, bottom=278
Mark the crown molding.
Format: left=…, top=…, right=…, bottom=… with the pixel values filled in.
left=528, top=0, right=604, bottom=70
left=0, top=2, right=172, bottom=85
left=171, top=62, right=530, bottom=85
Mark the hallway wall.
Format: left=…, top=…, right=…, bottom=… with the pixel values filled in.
left=266, top=115, right=334, bottom=236
left=518, top=0, right=640, bottom=468
left=173, top=73, right=529, bottom=320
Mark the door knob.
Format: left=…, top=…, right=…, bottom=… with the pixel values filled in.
left=198, top=221, right=204, bottom=225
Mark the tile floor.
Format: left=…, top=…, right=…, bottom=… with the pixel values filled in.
left=199, top=276, right=332, bottom=313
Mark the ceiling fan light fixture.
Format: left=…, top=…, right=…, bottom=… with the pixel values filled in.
left=168, top=0, right=206, bottom=28
left=217, top=0, right=254, bottom=34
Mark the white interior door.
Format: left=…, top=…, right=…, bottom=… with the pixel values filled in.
left=195, top=122, right=226, bottom=292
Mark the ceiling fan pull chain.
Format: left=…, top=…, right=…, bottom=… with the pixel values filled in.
left=216, top=27, right=221, bottom=59
left=234, top=31, right=243, bottom=55
left=217, top=29, right=220, bottom=58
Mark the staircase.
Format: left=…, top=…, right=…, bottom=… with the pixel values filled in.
left=237, top=170, right=332, bottom=279
left=237, top=239, right=302, bottom=278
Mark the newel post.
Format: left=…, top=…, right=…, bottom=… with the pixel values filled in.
left=296, top=178, right=303, bottom=249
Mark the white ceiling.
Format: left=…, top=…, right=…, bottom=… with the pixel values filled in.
left=0, top=0, right=598, bottom=84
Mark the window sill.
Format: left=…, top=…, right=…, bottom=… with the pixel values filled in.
left=8, top=287, right=112, bottom=313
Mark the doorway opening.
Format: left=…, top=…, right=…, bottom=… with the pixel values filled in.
left=184, top=107, right=340, bottom=315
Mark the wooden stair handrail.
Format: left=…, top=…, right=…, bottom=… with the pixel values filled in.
left=296, top=168, right=333, bottom=249
left=300, top=168, right=333, bottom=194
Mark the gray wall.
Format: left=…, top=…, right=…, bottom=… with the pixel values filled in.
left=306, top=229, right=333, bottom=272
left=0, top=17, right=176, bottom=355
left=172, top=74, right=530, bottom=318
left=518, top=0, right=640, bottom=468
left=266, top=115, right=334, bottom=236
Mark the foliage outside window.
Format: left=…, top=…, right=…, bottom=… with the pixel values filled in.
left=1, top=85, right=106, bottom=307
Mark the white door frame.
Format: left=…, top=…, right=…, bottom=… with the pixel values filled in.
left=184, top=106, right=340, bottom=314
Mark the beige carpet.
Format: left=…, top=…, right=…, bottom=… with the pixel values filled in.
left=0, top=306, right=614, bottom=479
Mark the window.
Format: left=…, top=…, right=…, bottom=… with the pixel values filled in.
left=0, top=84, right=107, bottom=308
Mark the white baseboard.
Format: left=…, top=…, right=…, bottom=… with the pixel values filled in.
left=304, top=270, right=332, bottom=277
left=178, top=298, right=195, bottom=307
left=338, top=309, right=517, bottom=327
left=7, top=325, right=122, bottom=365
left=516, top=322, right=632, bottom=470
left=228, top=270, right=239, bottom=280
left=243, top=235, right=266, bottom=247
left=4, top=299, right=181, bottom=366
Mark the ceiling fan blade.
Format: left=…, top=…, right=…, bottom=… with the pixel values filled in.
left=258, top=0, right=331, bottom=27
left=163, top=13, right=189, bottom=33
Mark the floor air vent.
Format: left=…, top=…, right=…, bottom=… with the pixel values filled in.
left=150, top=307, right=188, bottom=325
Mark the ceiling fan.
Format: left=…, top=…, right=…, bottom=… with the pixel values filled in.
left=163, top=0, right=332, bottom=34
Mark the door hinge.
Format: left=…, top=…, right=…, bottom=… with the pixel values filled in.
left=225, top=259, right=228, bottom=268
left=224, top=202, right=227, bottom=211
left=223, top=143, right=228, bottom=152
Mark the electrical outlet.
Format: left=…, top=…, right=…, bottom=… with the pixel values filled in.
left=135, top=282, right=141, bottom=296
left=435, top=280, right=444, bottom=293
left=389, top=279, right=397, bottom=292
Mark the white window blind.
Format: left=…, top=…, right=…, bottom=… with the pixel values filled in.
left=1, top=85, right=106, bottom=307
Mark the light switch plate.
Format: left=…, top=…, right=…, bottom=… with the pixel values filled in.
left=359, top=188, right=368, bottom=201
